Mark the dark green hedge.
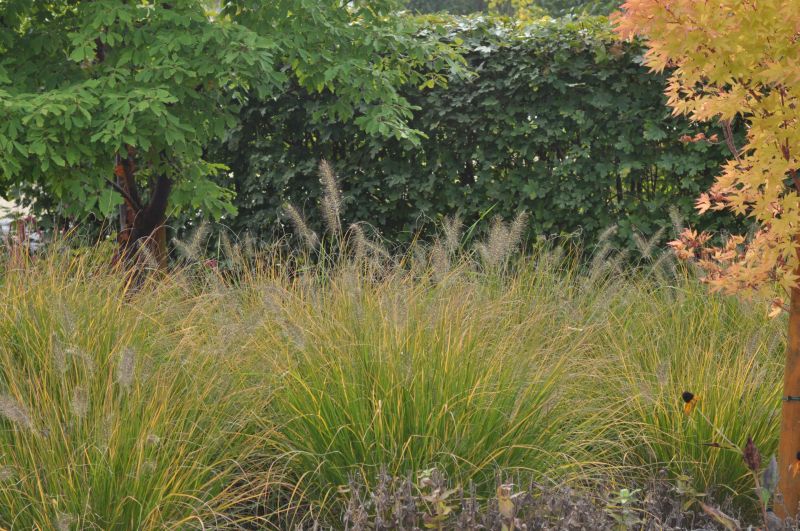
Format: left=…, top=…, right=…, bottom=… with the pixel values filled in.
left=405, top=0, right=619, bottom=17
left=221, top=16, right=737, bottom=249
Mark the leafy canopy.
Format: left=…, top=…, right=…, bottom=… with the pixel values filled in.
left=405, top=0, right=620, bottom=18
left=615, top=0, right=800, bottom=298
left=0, top=0, right=458, bottom=221
left=224, top=15, right=733, bottom=250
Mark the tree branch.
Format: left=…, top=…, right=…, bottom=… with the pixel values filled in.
left=105, top=177, right=142, bottom=212
left=721, top=119, right=742, bottom=164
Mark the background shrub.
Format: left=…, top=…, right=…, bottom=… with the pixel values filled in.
left=220, top=16, right=740, bottom=251
left=404, top=0, right=621, bottom=17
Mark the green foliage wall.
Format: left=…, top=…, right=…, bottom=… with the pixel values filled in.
left=535, top=0, right=620, bottom=16
left=405, top=0, right=620, bottom=16
left=222, top=16, right=736, bottom=248
left=406, top=0, right=489, bottom=15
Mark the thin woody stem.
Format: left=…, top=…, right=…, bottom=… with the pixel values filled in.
left=721, top=120, right=742, bottom=164
left=105, top=177, right=142, bottom=212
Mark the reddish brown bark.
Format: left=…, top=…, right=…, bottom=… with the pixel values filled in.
left=115, top=151, right=140, bottom=251
left=151, top=223, right=168, bottom=269
left=112, top=149, right=171, bottom=268
left=777, top=256, right=800, bottom=519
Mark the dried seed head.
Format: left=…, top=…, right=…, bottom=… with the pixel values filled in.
left=52, top=333, right=68, bottom=374
left=442, top=215, right=463, bottom=253
left=59, top=302, right=77, bottom=336
left=477, top=216, right=512, bottom=268
left=136, top=243, right=160, bottom=271
left=597, top=224, right=618, bottom=244
left=56, top=512, right=74, bottom=531
left=68, top=347, right=96, bottom=374
left=478, top=211, right=528, bottom=268
left=98, top=412, right=115, bottom=454
left=633, top=227, right=665, bottom=261
left=281, top=322, right=306, bottom=351
left=669, top=205, right=685, bottom=235
left=141, top=460, right=157, bottom=476
left=743, top=437, right=761, bottom=473
left=70, top=386, right=89, bottom=419
left=508, top=211, right=529, bottom=250
left=348, top=223, right=368, bottom=261
left=173, top=221, right=210, bottom=261
left=0, top=466, right=15, bottom=482
left=319, top=159, right=342, bottom=236
left=116, top=348, right=136, bottom=390
left=0, top=394, right=33, bottom=431
left=637, top=381, right=655, bottom=405
left=430, top=240, right=450, bottom=281
left=655, top=361, right=669, bottom=386
left=261, top=285, right=286, bottom=318
left=282, top=203, right=319, bottom=250
left=243, top=232, right=257, bottom=260
left=219, top=231, right=235, bottom=261
left=146, top=433, right=161, bottom=447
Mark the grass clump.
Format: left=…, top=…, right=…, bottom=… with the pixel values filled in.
left=248, top=257, right=597, bottom=522
left=593, top=273, right=783, bottom=501
left=0, top=250, right=272, bottom=529
left=0, top=217, right=788, bottom=527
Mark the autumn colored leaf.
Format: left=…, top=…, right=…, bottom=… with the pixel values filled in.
left=615, top=0, right=800, bottom=298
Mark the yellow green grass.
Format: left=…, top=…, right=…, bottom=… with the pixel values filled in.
left=0, top=242, right=784, bottom=528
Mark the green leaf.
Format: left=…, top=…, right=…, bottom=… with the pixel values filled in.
left=98, top=187, right=122, bottom=216
left=68, top=43, right=93, bottom=63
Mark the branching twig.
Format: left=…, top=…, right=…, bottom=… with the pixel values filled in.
left=105, top=178, right=142, bottom=212
left=721, top=119, right=742, bottom=163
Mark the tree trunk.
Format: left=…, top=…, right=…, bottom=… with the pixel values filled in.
left=151, top=223, right=168, bottom=268
left=116, top=213, right=168, bottom=270
left=115, top=152, right=140, bottom=254
left=113, top=151, right=171, bottom=269
left=777, top=276, right=800, bottom=519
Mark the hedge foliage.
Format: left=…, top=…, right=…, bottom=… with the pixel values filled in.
left=405, top=0, right=619, bottom=17
left=221, top=16, right=737, bottom=249
left=405, top=0, right=488, bottom=15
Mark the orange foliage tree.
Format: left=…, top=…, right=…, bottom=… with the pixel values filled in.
left=614, top=0, right=800, bottom=518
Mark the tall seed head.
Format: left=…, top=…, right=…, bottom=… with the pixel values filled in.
left=56, top=512, right=74, bottom=531
left=116, top=348, right=136, bottom=390
left=0, top=394, right=33, bottom=431
left=507, top=211, right=529, bottom=251
left=173, top=221, right=210, bottom=262
left=52, top=333, right=68, bottom=374
left=219, top=231, right=239, bottom=267
left=442, top=215, right=463, bottom=254
left=668, top=205, right=685, bottom=235
left=136, top=243, right=160, bottom=271
left=633, top=227, right=665, bottom=261
left=319, top=159, right=343, bottom=236
left=0, top=466, right=15, bottom=482
left=348, top=223, right=368, bottom=261
left=69, top=347, right=96, bottom=374
left=70, top=386, right=89, bottom=419
left=282, top=203, right=319, bottom=250
left=477, top=213, right=528, bottom=269
left=430, top=240, right=450, bottom=282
